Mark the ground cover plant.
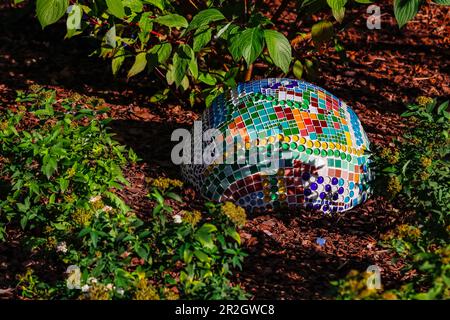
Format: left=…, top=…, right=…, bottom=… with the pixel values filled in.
left=0, top=88, right=247, bottom=299
left=0, top=0, right=449, bottom=301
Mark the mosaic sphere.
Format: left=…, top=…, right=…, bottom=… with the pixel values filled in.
left=181, top=78, right=372, bottom=212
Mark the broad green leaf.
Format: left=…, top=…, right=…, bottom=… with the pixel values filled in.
left=327, top=0, right=347, bottom=22
left=106, top=0, right=126, bottom=19
left=263, top=29, right=292, bottom=73
left=127, top=52, right=147, bottom=78
left=186, top=8, right=226, bottom=33
left=231, top=27, right=264, bottom=66
left=66, top=4, right=82, bottom=30
left=311, top=20, right=334, bottom=44
left=36, top=0, right=69, bottom=29
left=154, top=14, right=188, bottom=28
left=354, top=0, right=372, bottom=3
left=394, top=0, right=419, bottom=28
left=148, top=42, right=172, bottom=64
left=193, top=26, right=212, bottom=52
left=293, top=60, right=304, bottom=79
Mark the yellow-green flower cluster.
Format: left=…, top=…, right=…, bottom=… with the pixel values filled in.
left=221, top=202, right=246, bottom=227
left=416, top=96, right=433, bottom=106
left=396, top=224, right=421, bottom=240
left=72, top=208, right=93, bottom=227
left=380, top=147, right=400, bottom=165
left=337, top=270, right=381, bottom=300
left=134, top=278, right=160, bottom=300
left=0, top=121, right=8, bottom=131
left=183, top=210, right=202, bottom=227
left=29, top=84, right=42, bottom=93
left=386, top=176, right=402, bottom=196
left=148, top=177, right=183, bottom=192
left=164, top=288, right=180, bottom=300
left=420, top=156, right=432, bottom=168
left=88, top=283, right=111, bottom=300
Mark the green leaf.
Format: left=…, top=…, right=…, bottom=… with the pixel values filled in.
left=293, top=60, right=304, bottom=79
left=143, top=0, right=166, bottom=10
left=123, top=0, right=143, bottom=12
left=42, top=156, right=58, bottom=179
left=154, top=14, right=188, bottom=28
left=66, top=4, right=82, bottom=30
left=199, top=73, right=217, bottom=86
left=311, top=20, right=334, bottom=44
left=433, top=0, right=450, bottom=4
left=148, top=42, right=172, bottom=65
left=194, top=250, right=209, bottom=262
left=127, top=52, right=147, bottom=78
left=138, top=12, right=153, bottom=43
left=186, top=8, right=226, bottom=33
left=263, top=29, right=291, bottom=73
left=36, top=0, right=69, bottom=29
left=193, top=26, right=212, bottom=52
left=394, top=0, right=419, bottom=28
left=354, top=0, right=372, bottom=3
left=105, top=25, right=117, bottom=48
left=327, top=0, right=347, bottom=22
left=171, top=45, right=192, bottom=87
left=106, top=0, right=126, bottom=19
left=112, top=47, right=126, bottom=75
left=230, top=27, right=264, bottom=66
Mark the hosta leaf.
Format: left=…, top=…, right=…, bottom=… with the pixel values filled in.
left=106, top=0, right=125, bottom=19
left=263, top=29, right=291, bottom=73
left=36, top=0, right=69, bottom=29
left=186, top=8, right=226, bottom=33
left=394, top=0, right=419, bottom=28
left=154, top=14, right=188, bottom=28
left=127, top=52, right=147, bottom=78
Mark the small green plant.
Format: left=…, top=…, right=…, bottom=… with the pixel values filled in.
left=0, top=88, right=247, bottom=299
left=333, top=96, right=449, bottom=300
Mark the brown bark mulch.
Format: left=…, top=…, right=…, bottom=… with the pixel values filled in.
left=0, top=1, right=449, bottom=299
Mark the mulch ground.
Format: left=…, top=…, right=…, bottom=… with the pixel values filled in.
left=0, top=1, right=449, bottom=299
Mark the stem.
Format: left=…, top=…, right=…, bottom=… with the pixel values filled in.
left=245, top=64, right=253, bottom=81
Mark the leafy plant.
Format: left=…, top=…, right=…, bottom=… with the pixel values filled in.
left=13, top=0, right=448, bottom=106
left=333, top=96, right=450, bottom=300
left=0, top=88, right=247, bottom=300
